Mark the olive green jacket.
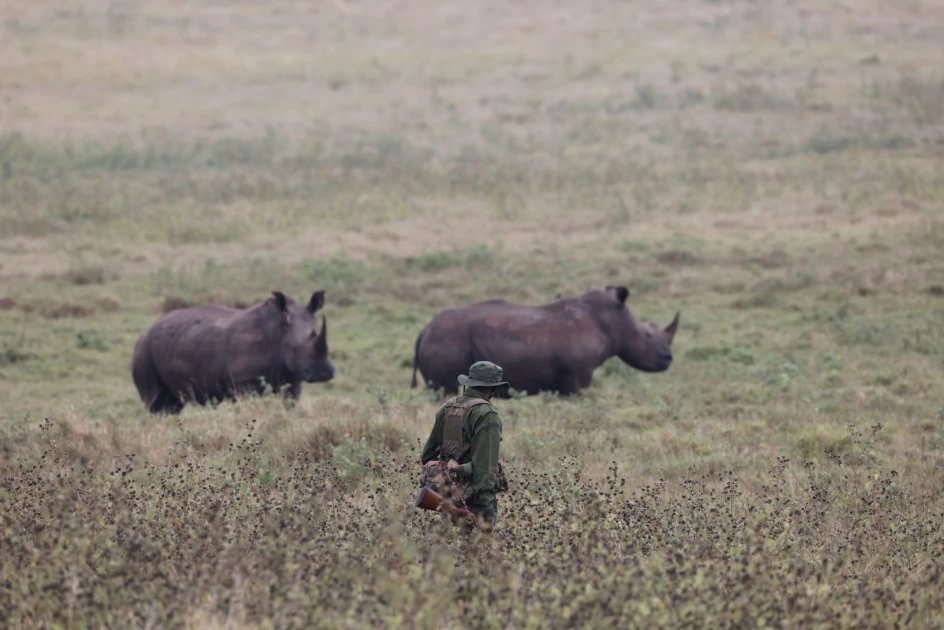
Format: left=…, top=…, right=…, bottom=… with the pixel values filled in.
left=420, top=387, right=503, bottom=521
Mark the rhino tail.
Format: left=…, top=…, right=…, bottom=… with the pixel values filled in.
left=131, top=335, right=159, bottom=408
left=411, top=327, right=426, bottom=388
left=131, top=334, right=178, bottom=414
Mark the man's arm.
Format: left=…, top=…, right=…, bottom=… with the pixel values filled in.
left=468, top=409, right=502, bottom=523
left=420, top=408, right=446, bottom=464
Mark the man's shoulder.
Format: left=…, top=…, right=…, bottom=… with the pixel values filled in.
left=468, top=399, right=501, bottom=422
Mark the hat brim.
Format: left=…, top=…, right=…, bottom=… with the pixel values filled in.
left=458, top=374, right=509, bottom=388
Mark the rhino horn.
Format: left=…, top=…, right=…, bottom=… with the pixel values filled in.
left=664, top=312, right=680, bottom=343
left=316, top=316, right=328, bottom=353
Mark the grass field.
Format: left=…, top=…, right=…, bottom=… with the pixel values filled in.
left=2, top=0, right=944, bottom=626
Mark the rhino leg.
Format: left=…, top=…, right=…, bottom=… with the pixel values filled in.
left=551, top=365, right=582, bottom=397
left=132, top=338, right=185, bottom=414
left=149, top=388, right=184, bottom=415
left=282, top=381, right=302, bottom=407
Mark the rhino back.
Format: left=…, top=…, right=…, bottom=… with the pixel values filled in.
left=417, top=308, right=475, bottom=374
left=471, top=302, right=608, bottom=381
left=148, top=304, right=278, bottom=398
left=417, top=298, right=609, bottom=393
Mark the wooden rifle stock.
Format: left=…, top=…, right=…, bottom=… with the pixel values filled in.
left=415, top=484, right=476, bottom=522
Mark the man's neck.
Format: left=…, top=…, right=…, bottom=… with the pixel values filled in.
left=464, top=386, right=491, bottom=400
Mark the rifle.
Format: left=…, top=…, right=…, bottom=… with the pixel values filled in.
left=415, top=484, right=476, bottom=523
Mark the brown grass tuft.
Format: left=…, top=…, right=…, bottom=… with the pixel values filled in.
left=63, top=265, right=112, bottom=286
left=654, top=249, right=704, bottom=266
left=21, top=300, right=96, bottom=318
left=744, top=249, right=792, bottom=270
left=2, top=0, right=944, bottom=625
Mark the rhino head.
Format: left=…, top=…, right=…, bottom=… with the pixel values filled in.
left=593, top=285, right=680, bottom=373
left=271, top=290, right=336, bottom=383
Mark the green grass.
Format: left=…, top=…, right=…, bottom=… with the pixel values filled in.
left=2, top=0, right=944, bottom=626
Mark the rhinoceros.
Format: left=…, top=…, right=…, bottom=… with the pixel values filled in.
left=132, top=290, right=335, bottom=414
left=410, top=286, right=679, bottom=396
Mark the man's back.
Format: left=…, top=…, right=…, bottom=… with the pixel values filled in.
left=419, top=375, right=507, bottom=528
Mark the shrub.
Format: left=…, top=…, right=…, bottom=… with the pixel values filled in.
left=1, top=424, right=941, bottom=627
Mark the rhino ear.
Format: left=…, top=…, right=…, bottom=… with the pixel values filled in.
left=605, top=285, right=630, bottom=304
left=271, top=291, right=288, bottom=312
left=307, top=290, right=325, bottom=314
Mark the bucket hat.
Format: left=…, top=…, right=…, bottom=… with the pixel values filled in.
left=457, top=361, right=509, bottom=388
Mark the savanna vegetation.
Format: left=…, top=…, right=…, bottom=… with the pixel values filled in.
left=1, top=0, right=943, bottom=627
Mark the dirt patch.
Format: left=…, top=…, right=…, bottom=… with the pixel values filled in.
left=62, top=266, right=113, bottom=286
left=159, top=296, right=191, bottom=313
left=365, top=281, right=452, bottom=308
left=159, top=294, right=254, bottom=314
left=206, top=294, right=253, bottom=310
left=97, top=297, right=122, bottom=312
left=743, top=249, right=792, bottom=270
left=654, top=249, right=704, bottom=266
left=16, top=296, right=122, bottom=319
left=21, top=300, right=96, bottom=318
left=730, top=292, right=780, bottom=310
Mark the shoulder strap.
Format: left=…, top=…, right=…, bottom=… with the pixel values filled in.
left=455, top=397, right=490, bottom=409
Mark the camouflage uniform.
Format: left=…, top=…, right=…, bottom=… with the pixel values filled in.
left=420, top=362, right=509, bottom=527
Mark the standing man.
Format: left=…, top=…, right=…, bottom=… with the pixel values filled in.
left=420, top=361, right=509, bottom=531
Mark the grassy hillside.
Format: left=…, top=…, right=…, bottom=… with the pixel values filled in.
left=1, top=0, right=943, bottom=626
